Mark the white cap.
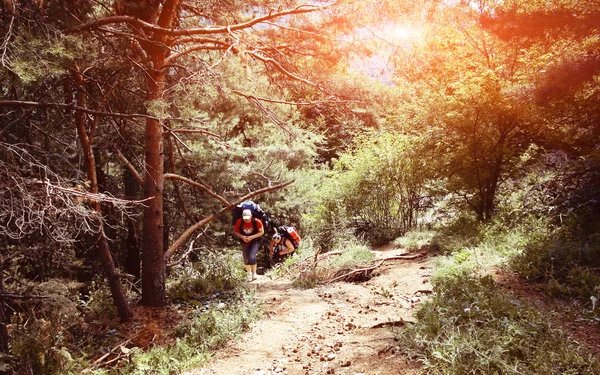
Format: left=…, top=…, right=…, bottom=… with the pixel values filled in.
left=242, top=209, right=252, bottom=219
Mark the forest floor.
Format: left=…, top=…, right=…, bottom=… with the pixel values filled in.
left=170, top=244, right=600, bottom=375
left=112, top=247, right=600, bottom=375
left=181, top=245, right=432, bottom=375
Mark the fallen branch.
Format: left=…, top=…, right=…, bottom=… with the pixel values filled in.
left=92, top=338, right=132, bottom=367
left=370, top=320, right=407, bottom=329
left=327, top=260, right=384, bottom=284
left=326, top=252, right=428, bottom=284
left=317, top=250, right=341, bottom=259
left=378, top=252, right=427, bottom=261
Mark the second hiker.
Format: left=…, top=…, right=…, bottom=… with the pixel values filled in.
left=269, top=225, right=301, bottom=261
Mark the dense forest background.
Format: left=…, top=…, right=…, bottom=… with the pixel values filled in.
left=1, top=0, right=599, bottom=374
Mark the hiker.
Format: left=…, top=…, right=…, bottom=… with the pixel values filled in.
left=269, top=225, right=301, bottom=260
left=233, top=208, right=265, bottom=281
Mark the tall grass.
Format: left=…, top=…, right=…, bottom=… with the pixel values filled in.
left=399, top=273, right=600, bottom=374
left=397, top=215, right=600, bottom=374
left=268, top=236, right=375, bottom=288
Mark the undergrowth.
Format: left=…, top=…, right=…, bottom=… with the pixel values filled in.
left=14, top=248, right=261, bottom=375
left=120, top=290, right=260, bottom=375
left=268, top=237, right=375, bottom=288
left=399, top=213, right=600, bottom=374
left=399, top=271, right=600, bottom=374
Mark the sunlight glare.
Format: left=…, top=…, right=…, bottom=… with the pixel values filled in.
left=385, top=23, right=420, bottom=43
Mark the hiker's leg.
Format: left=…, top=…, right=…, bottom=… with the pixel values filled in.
left=247, top=242, right=259, bottom=265
left=242, top=246, right=253, bottom=281
left=248, top=242, right=259, bottom=280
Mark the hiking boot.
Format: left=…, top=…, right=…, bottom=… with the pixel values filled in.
left=252, top=272, right=257, bottom=281
left=247, top=272, right=253, bottom=282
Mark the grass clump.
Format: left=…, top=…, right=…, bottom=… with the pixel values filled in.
left=399, top=271, right=600, bottom=375
left=268, top=237, right=375, bottom=287
left=167, top=248, right=245, bottom=305
left=392, top=230, right=436, bottom=252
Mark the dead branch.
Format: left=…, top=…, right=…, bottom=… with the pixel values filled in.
left=0, top=293, right=49, bottom=300
left=327, top=260, right=384, bottom=284
left=166, top=230, right=206, bottom=268
left=370, top=320, right=407, bottom=329
left=164, top=173, right=230, bottom=206
left=168, top=128, right=220, bottom=138
left=0, top=100, right=193, bottom=122
left=92, top=338, right=132, bottom=368
left=42, top=180, right=153, bottom=207
left=324, top=252, right=428, bottom=284
left=166, top=136, right=195, bottom=224
left=114, top=148, right=143, bottom=187
left=317, top=250, right=342, bottom=259
left=378, top=252, right=427, bottom=261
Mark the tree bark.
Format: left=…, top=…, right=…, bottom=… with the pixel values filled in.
left=0, top=262, right=10, bottom=375
left=140, top=0, right=180, bottom=306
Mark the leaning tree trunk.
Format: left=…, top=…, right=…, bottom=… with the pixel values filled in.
left=140, top=0, right=180, bottom=306
left=0, top=260, right=10, bottom=375
left=74, top=68, right=133, bottom=321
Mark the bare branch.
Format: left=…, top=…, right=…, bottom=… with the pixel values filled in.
left=0, top=100, right=203, bottom=122
left=168, top=128, right=221, bottom=138
left=114, top=149, right=144, bottom=187
left=166, top=39, right=231, bottom=64
left=68, top=4, right=333, bottom=37
left=163, top=173, right=230, bottom=206
left=166, top=230, right=206, bottom=268
left=0, top=293, right=49, bottom=300
left=247, top=50, right=319, bottom=87
left=231, top=90, right=357, bottom=106
left=166, top=136, right=195, bottom=224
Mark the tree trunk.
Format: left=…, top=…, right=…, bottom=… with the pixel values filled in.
left=140, top=0, right=180, bottom=306
left=74, top=68, right=133, bottom=321
left=0, top=263, right=10, bottom=375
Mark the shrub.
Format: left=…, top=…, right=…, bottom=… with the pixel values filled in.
left=399, top=273, right=600, bottom=374
left=168, top=248, right=245, bottom=304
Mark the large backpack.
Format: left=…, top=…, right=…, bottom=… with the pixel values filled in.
left=277, top=225, right=301, bottom=248
left=231, top=200, right=270, bottom=229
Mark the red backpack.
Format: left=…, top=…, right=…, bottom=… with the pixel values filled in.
left=278, top=225, right=301, bottom=247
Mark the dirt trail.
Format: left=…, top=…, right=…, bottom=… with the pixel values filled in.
left=183, top=247, right=432, bottom=375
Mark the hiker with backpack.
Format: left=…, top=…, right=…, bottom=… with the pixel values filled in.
left=233, top=208, right=265, bottom=281
left=269, top=225, right=301, bottom=260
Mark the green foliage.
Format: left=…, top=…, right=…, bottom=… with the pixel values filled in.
left=399, top=273, right=600, bottom=375
left=168, top=249, right=245, bottom=304
left=77, top=276, right=120, bottom=320
left=300, top=167, right=353, bottom=252
left=115, top=291, right=259, bottom=375
left=10, top=279, right=84, bottom=375
left=281, top=238, right=375, bottom=288
left=303, top=131, right=433, bottom=247
left=7, top=32, right=90, bottom=83
left=429, top=215, right=484, bottom=255
left=327, top=241, right=375, bottom=271
left=510, top=223, right=600, bottom=301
